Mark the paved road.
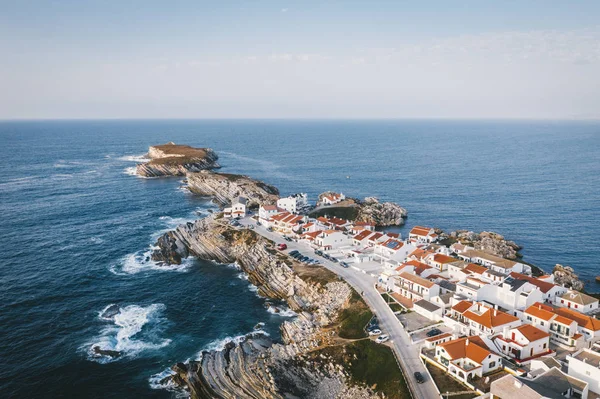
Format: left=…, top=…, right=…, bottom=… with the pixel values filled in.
left=238, top=217, right=440, bottom=399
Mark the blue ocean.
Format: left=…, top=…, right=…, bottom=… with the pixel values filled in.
left=1, top=120, right=599, bottom=397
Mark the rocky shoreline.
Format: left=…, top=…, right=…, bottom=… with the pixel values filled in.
left=136, top=142, right=220, bottom=177
left=153, top=216, right=377, bottom=398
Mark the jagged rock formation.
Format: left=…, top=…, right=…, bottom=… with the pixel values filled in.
left=152, top=216, right=376, bottom=398
left=185, top=170, right=279, bottom=208
left=553, top=264, right=585, bottom=291
left=355, top=197, right=407, bottom=226
left=449, top=230, right=522, bottom=259
left=136, top=142, right=220, bottom=177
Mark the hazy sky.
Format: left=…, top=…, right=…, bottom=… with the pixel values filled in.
left=1, top=1, right=599, bottom=119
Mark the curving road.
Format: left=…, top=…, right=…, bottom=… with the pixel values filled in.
left=239, top=217, right=440, bottom=399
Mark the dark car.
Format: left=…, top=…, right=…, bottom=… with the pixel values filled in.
left=289, top=250, right=299, bottom=255
left=314, top=250, right=323, bottom=256
left=340, top=262, right=349, bottom=268
left=426, top=328, right=442, bottom=337
left=292, top=253, right=303, bottom=259
left=414, top=372, right=425, bottom=384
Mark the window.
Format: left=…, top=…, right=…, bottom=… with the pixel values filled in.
left=541, top=321, right=545, bottom=326
left=543, top=343, right=547, bottom=349
left=527, top=316, right=532, bottom=321
left=489, top=361, right=496, bottom=368
left=561, top=300, right=564, bottom=304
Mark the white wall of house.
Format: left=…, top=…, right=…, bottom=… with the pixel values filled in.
left=554, top=295, right=599, bottom=314
left=567, top=350, right=600, bottom=395
left=315, top=231, right=351, bottom=250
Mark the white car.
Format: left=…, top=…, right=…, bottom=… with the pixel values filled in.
left=368, top=329, right=382, bottom=336
left=375, top=334, right=389, bottom=344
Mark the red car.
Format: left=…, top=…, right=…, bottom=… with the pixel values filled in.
left=277, top=243, right=287, bottom=250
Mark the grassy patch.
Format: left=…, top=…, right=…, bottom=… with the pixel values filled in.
left=425, top=362, right=477, bottom=399
left=380, top=293, right=405, bottom=312
left=313, top=340, right=411, bottom=399
left=293, top=263, right=339, bottom=287
left=337, top=290, right=373, bottom=339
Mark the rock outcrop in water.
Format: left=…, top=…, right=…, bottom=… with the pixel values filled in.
left=448, top=230, right=522, bottom=259
left=185, top=170, right=279, bottom=208
left=355, top=197, right=407, bottom=226
left=152, top=216, right=377, bottom=398
left=553, top=264, right=585, bottom=291
left=136, top=142, right=220, bottom=177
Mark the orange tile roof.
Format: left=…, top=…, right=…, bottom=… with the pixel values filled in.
left=516, top=324, right=550, bottom=342
left=438, top=336, right=492, bottom=364
left=509, top=272, right=557, bottom=294
left=353, top=230, right=373, bottom=241
left=431, top=254, right=458, bottom=264
left=404, top=260, right=433, bottom=275
left=301, top=231, right=322, bottom=240
left=524, top=303, right=556, bottom=321
left=452, top=300, right=473, bottom=314
left=463, top=306, right=519, bottom=329
left=553, top=315, right=575, bottom=326
left=368, top=232, right=384, bottom=241
left=386, top=232, right=400, bottom=238
left=410, top=226, right=434, bottom=237
left=425, top=332, right=452, bottom=342
left=262, top=205, right=278, bottom=211
left=554, top=307, right=600, bottom=331
left=398, top=271, right=435, bottom=288
left=465, top=263, right=487, bottom=275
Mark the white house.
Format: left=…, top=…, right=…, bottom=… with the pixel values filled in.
left=314, top=230, right=351, bottom=250
left=408, top=226, right=438, bottom=243
left=522, top=303, right=584, bottom=349
left=423, top=253, right=459, bottom=272
left=392, top=271, right=440, bottom=302
left=414, top=299, right=444, bottom=321
left=491, top=368, right=589, bottom=399
left=224, top=196, right=247, bottom=218
left=458, top=249, right=531, bottom=275
left=456, top=277, right=491, bottom=301
left=435, top=336, right=503, bottom=384
left=555, top=291, right=599, bottom=314
left=374, top=238, right=414, bottom=264
left=446, top=301, right=521, bottom=336
left=269, top=212, right=304, bottom=234
left=320, top=192, right=345, bottom=205
left=567, top=349, right=600, bottom=396
left=276, top=193, right=308, bottom=214
left=478, top=277, right=545, bottom=313
left=510, top=272, right=567, bottom=303
left=495, top=324, right=551, bottom=362
left=258, top=204, right=281, bottom=222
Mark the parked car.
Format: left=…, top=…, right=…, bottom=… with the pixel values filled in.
left=414, top=372, right=425, bottom=384
left=289, top=250, right=299, bottom=255
left=368, top=329, right=382, bottom=336
left=426, top=328, right=442, bottom=337
left=340, top=261, right=349, bottom=268
left=267, top=227, right=273, bottom=232
left=256, top=221, right=261, bottom=226
left=277, top=243, right=287, bottom=250
left=292, top=253, right=303, bottom=259
left=314, top=250, right=323, bottom=256
left=375, top=335, right=389, bottom=344
left=330, top=257, right=339, bottom=263
left=300, top=256, right=309, bottom=262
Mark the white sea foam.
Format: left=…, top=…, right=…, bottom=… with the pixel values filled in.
left=109, top=248, right=193, bottom=275
left=195, top=330, right=270, bottom=360
left=123, top=166, right=139, bottom=176
left=118, top=154, right=148, bottom=162
left=90, top=236, right=105, bottom=244
left=266, top=305, right=297, bottom=318
left=148, top=369, right=187, bottom=396
left=86, top=303, right=171, bottom=363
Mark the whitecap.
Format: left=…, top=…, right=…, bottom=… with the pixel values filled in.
left=118, top=154, right=148, bottom=162
left=85, top=303, right=171, bottom=363
left=123, top=166, right=139, bottom=176
left=266, top=305, right=297, bottom=318
left=90, top=237, right=105, bottom=244
left=109, top=248, right=193, bottom=275
left=148, top=369, right=187, bottom=395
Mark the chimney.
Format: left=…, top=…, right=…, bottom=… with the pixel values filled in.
left=494, top=309, right=498, bottom=317
left=465, top=338, right=469, bottom=346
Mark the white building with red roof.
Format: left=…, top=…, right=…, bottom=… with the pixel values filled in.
left=319, top=192, right=345, bottom=205
left=314, top=229, right=351, bottom=250
left=276, top=193, right=308, bottom=214
left=494, top=324, right=551, bottom=363
left=392, top=271, right=440, bottom=302
left=268, top=212, right=305, bottom=234
left=408, top=226, right=438, bottom=243
left=258, top=204, right=283, bottom=223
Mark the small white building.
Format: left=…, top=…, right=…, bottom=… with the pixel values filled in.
left=276, top=193, right=308, bottom=214
left=224, top=196, right=247, bottom=218
left=435, top=336, right=503, bottom=384
left=320, top=192, right=345, bottom=205
left=258, top=204, right=281, bottom=222
left=408, top=226, right=438, bottom=243
left=567, top=349, right=600, bottom=396
left=495, top=324, right=551, bottom=362
left=314, top=230, right=351, bottom=250
left=458, top=249, right=531, bottom=276
left=555, top=291, right=599, bottom=314
left=393, top=271, right=440, bottom=302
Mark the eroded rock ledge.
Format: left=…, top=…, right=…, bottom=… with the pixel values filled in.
left=185, top=171, right=279, bottom=208
left=136, top=142, right=220, bottom=177
left=153, top=217, right=377, bottom=398
left=447, top=230, right=522, bottom=259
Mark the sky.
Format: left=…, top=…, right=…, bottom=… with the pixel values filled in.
left=1, top=1, right=599, bottom=120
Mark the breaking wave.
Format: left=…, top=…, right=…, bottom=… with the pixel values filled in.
left=109, top=248, right=193, bottom=275
left=85, top=303, right=171, bottom=363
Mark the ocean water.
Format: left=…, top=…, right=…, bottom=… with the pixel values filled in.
left=0, top=119, right=599, bottom=397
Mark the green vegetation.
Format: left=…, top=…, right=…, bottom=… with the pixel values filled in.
left=309, top=205, right=359, bottom=221
left=425, top=362, right=477, bottom=399
left=337, top=289, right=373, bottom=339
left=314, top=340, right=411, bottom=399
left=381, top=293, right=405, bottom=312
left=293, top=263, right=339, bottom=287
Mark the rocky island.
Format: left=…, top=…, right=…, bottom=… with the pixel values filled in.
left=136, top=142, right=220, bottom=177
left=311, top=193, right=408, bottom=227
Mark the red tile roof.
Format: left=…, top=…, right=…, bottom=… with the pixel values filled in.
left=463, top=306, right=519, bottom=329
left=452, top=300, right=473, bottom=314
left=516, top=324, right=550, bottom=342
left=410, top=226, right=434, bottom=237
left=438, top=336, right=492, bottom=364
left=398, top=271, right=435, bottom=288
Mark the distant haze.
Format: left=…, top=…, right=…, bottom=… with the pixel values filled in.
left=1, top=1, right=599, bottom=120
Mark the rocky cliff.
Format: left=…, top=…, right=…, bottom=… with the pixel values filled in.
left=355, top=197, right=407, bottom=226
left=552, top=264, right=585, bottom=291
left=448, top=230, right=522, bottom=259
left=152, top=217, right=376, bottom=398
left=136, top=142, right=220, bottom=177
left=185, top=171, right=279, bottom=208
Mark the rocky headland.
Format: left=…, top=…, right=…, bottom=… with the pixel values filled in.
left=185, top=171, right=279, bottom=208
left=313, top=193, right=407, bottom=226
left=152, top=216, right=378, bottom=398
left=552, top=264, right=585, bottom=291
left=447, top=230, right=522, bottom=259
left=136, top=142, right=220, bottom=177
